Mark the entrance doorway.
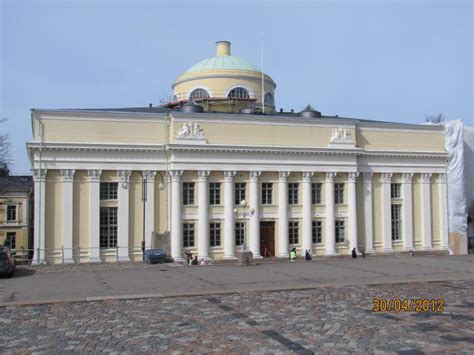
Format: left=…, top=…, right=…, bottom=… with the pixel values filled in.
left=260, top=221, right=275, bottom=258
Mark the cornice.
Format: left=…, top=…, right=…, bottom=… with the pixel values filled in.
left=27, top=142, right=448, bottom=160
left=27, top=142, right=166, bottom=153
left=32, top=110, right=168, bottom=122
left=360, top=150, right=447, bottom=159
left=168, top=144, right=361, bottom=156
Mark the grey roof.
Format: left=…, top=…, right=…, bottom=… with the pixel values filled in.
left=35, top=107, right=172, bottom=114
left=0, top=176, right=33, bottom=193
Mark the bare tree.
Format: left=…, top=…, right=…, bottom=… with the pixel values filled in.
left=0, top=118, right=12, bottom=166
left=425, top=113, right=445, bottom=124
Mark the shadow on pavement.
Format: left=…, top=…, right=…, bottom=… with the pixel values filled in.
left=8, top=267, right=37, bottom=278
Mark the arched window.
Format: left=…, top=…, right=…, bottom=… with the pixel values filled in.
left=189, top=88, right=209, bottom=100
left=264, top=93, right=274, bottom=106
left=228, top=87, right=250, bottom=99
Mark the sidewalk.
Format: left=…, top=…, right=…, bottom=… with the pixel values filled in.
left=1, top=255, right=473, bottom=306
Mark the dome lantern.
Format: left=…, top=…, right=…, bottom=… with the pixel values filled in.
left=216, top=41, right=231, bottom=56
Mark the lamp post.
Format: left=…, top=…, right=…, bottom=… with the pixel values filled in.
left=139, top=171, right=166, bottom=260
left=233, top=199, right=255, bottom=252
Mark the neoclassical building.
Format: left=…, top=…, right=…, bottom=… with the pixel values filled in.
left=27, top=41, right=449, bottom=264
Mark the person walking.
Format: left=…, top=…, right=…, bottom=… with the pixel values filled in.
left=290, top=248, right=297, bottom=261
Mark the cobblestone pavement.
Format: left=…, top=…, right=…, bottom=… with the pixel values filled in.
left=1, top=280, right=473, bottom=354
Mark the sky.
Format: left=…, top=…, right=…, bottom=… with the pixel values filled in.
left=1, top=0, right=472, bottom=174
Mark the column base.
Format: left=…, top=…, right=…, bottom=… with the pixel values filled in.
left=89, top=256, right=102, bottom=263
left=63, top=258, right=75, bottom=264
left=31, top=259, right=46, bottom=266
left=421, top=245, right=433, bottom=251
left=117, top=256, right=131, bottom=262
left=325, top=250, right=337, bottom=256
left=198, top=256, right=212, bottom=262
left=276, top=252, right=289, bottom=258
left=382, top=248, right=394, bottom=253
left=223, top=255, right=238, bottom=260
left=364, top=248, right=375, bottom=254
left=252, top=254, right=263, bottom=259
left=173, top=256, right=184, bottom=262
left=403, top=246, right=415, bottom=252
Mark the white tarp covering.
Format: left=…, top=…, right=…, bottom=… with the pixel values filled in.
left=464, top=126, right=474, bottom=239
left=443, top=120, right=467, bottom=235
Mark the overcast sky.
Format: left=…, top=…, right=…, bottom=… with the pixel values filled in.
left=1, top=0, right=472, bottom=174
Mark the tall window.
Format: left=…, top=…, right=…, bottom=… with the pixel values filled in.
left=228, top=87, right=249, bottom=99
left=312, top=183, right=322, bottom=204
left=391, top=183, right=401, bottom=199
left=209, top=183, right=221, bottom=205
left=100, top=182, right=118, bottom=200
left=6, top=205, right=17, bottom=222
left=5, top=232, right=16, bottom=250
left=289, top=221, right=299, bottom=244
left=264, top=93, right=274, bottom=106
left=183, top=182, right=195, bottom=205
left=262, top=183, right=273, bottom=205
left=210, top=222, right=221, bottom=247
left=183, top=223, right=195, bottom=247
left=335, top=220, right=345, bottom=243
left=391, top=205, right=402, bottom=240
left=100, top=207, right=118, bottom=248
left=288, top=183, right=299, bottom=205
left=335, top=183, right=344, bottom=204
left=235, top=222, right=245, bottom=246
left=234, top=183, right=246, bottom=205
left=189, top=88, right=209, bottom=100
left=312, top=221, right=323, bottom=244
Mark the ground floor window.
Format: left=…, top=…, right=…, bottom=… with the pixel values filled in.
left=335, top=220, right=345, bottom=243
left=312, top=220, right=322, bottom=244
left=183, top=223, right=195, bottom=247
left=210, top=222, right=221, bottom=247
left=391, top=204, right=402, bottom=240
left=5, top=232, right=16, bottom=250
left=100, top=207, right=118, bottom=248
left=235, top=222, right=245, bottom=246
left=289, top=221, right=299, bottom=244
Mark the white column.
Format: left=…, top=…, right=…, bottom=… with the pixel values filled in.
left=144, top=171, right=156, bottom=250
left=249, top=171, right=262, bottom=258
left=420, top=173, right=433, bottom=250
left=277, top=171, right=290, bottom=258
left=32, top=168, right=46, bottom=265
left=223, top=171, right=237, bottom=259
left=60, top=169, right=75, bottom=264
left=170, top=170, right=183, bottom=261
left=381, top=173, right=393, bottom=252
left=438, top=173, right=449, bottom=249
left=325, top=172, right=337, bottom=255
left=198, top=170, right=211, bottom=260
left=302, top=172, right=314, bottom=253
left=402, top=173, right=414, bottom=251
left=88, top=170, right=102, bottom=263
left=117, top=170, right=131, bottom=262
left=348, top=172, right=359, bottom=252
left=363, top=173, right=375, bottom=253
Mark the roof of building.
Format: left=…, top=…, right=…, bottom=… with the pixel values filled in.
left=35, top=107, right=172, bottom=114
left=0, top=175, right=33, bottom=194
left=184, top=55, right=260, bottom=74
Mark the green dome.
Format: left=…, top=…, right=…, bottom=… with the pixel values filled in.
left=184, top=55, right=260, bottom=74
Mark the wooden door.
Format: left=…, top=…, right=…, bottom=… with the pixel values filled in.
left=260, top=221, right=275, bottom=258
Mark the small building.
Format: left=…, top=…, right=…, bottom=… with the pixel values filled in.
left=0, top=165, right=34, bottom=261
left=26, top=41, right=452, bottom=264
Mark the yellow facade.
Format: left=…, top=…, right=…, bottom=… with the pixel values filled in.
left=27, top=40, right=451, bottom=264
